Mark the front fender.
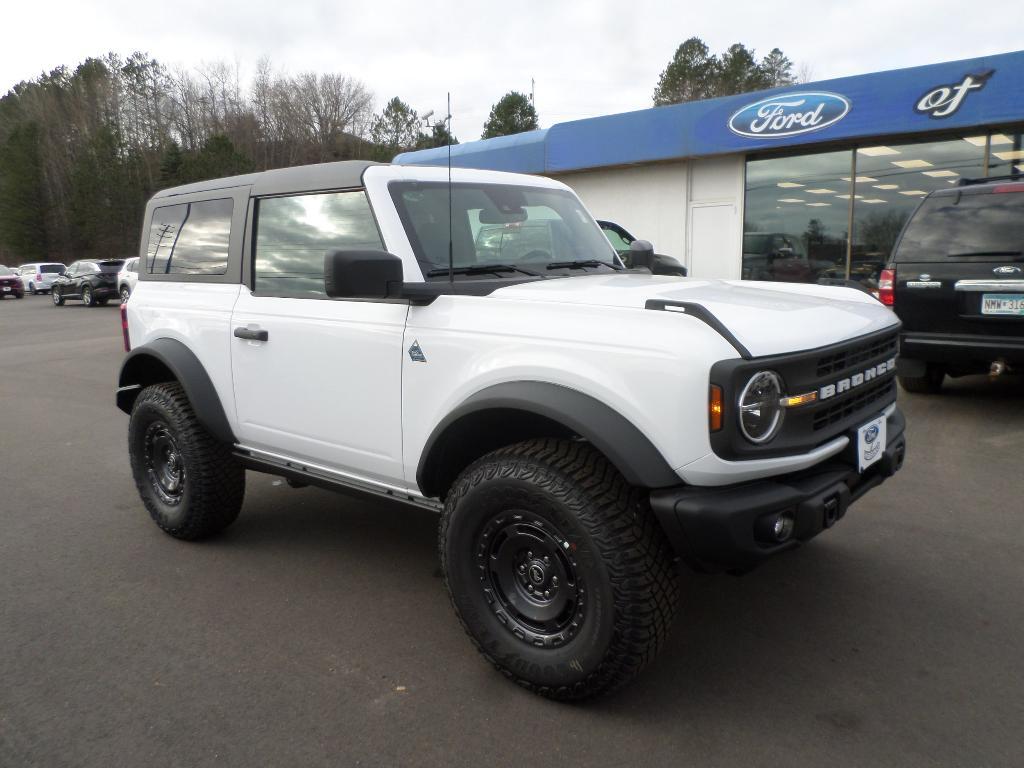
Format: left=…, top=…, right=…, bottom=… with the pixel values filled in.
left=417, top=380, right=681, bottom=493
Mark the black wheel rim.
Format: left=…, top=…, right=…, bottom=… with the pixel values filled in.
left=143, top=420, right=185, bottom=505
left=476, top=512, right=585, bottom=647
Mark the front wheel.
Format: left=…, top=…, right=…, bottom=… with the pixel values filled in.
left=440, top=438, right=679, bottom=700
left=52, top=288, right=65, bottom=306
left=120, top=286, right=130, bottom=303
left=81, top=286, right=94, bottom=306
left=128, top=382, right=245, bottom=540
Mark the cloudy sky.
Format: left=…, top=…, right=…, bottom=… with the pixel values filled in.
left=2, top=0, right=1020, bottom=139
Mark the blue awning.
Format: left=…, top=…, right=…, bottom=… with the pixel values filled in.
left=396, top=50, right=1024, bottom=174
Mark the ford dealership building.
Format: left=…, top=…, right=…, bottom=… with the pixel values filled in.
left=396, top=50, right=1024, bottom=290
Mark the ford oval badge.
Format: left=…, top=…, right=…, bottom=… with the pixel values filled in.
left=728, top=91, right=851, bottom=139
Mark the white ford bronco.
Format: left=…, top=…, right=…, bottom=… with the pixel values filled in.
left=117, top=161, right=906, bottom=700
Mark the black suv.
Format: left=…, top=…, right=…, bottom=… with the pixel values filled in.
left=52, top=259, right=124, bottom=307
left=883, top=177, right=1024, bottom=393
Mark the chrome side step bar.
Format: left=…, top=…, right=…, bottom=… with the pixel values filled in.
left=233, top=445, right=442, bottom=512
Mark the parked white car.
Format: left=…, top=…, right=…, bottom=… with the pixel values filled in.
left=17, top=262, right=67, bottom=294
left=117, top=257, right=139, bottom=302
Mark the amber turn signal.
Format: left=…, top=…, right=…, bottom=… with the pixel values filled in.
left=709, top=384, right=723, bottom=432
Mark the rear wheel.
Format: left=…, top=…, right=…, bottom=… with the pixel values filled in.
left=81, top=286, right=94, bottom=307
left=128, top=382, right=245, bottom=540
left=51, top=288, right=64, bottom=306
left=899, top=364, right=944, bottom=394
left=28, top=282, right=36, bottom=294
left=440, top=438, right=679, bottom=700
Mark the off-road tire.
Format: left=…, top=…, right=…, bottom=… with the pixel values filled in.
left=81, top=286, right=94, bottom=306
left=440, top=438, right=679, bottom=701
left=128, top=382, right=245, bottom=540
left=51, top=288, right=64, bottom=306
left=899, top=364, right=944, bottom=394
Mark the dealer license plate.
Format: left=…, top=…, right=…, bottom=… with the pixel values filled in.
left=857, top=415, right=886, bottom=473
left=981, top=293, right=1024, bottom=316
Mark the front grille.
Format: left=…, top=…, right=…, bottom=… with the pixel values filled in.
left=710, top=325, right=901, bottom=460
left=816, top=331, right=898, bottom=378
left=813, top=378, right=896, bottom=431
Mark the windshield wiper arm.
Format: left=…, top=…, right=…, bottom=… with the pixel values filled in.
left=426, top=263, right=542, bottom=277
left=545, top=259, right=622, bottom=271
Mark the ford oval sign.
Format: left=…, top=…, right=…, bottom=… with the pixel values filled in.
left=728, top=91, right=851, bottom=139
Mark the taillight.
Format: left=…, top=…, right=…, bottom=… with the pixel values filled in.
left=878, top=268, right=895, bottom=306
left=120, top=303, right=131, bottom=352
left=36, top=273, right=42, bottom=282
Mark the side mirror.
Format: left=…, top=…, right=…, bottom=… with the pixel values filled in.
left=628, top=240, right=655, bottom=271
left=324, top=250, right=404, bottom=299
left=653, top=254, right=687, bottom=277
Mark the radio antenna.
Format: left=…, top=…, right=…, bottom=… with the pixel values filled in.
left=447, top=92, right=454, bottom=285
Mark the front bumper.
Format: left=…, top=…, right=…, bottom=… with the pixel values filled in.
left=651, top=406, right=906, bottom=573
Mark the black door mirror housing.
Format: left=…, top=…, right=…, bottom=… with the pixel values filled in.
left=628, top=240, right=688, bottom=277
left=324, top=250, right=404, bottom=299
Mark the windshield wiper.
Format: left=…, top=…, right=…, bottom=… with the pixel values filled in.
left=545, top=259, right=622, bottom=271
left=946, top=250, right=1023, bottom=258
left=426, top=264, right=543, bottom=278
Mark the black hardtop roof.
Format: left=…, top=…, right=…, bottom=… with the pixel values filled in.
left=152, top=160, right=381, bottom=200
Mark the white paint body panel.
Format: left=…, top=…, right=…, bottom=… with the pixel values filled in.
left=229, top=292, right=408, bottom=485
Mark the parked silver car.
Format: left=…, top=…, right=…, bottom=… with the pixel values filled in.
left=117, top=257, right=139, bottom=303
left=16, top=262, right=67, bottom=294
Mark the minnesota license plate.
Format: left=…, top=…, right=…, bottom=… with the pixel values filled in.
left=981, top=293, right=1024, bottom=316
left=857, top=415, right=886, bottom=473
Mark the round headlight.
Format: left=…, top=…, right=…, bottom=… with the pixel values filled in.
left=738, top=371, right=784, bottom=444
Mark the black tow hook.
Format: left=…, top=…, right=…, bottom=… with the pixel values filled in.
left=823, top=495, right=841, bottom=528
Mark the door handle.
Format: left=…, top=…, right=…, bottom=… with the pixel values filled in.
left=234, top=327, right=268, bottom=342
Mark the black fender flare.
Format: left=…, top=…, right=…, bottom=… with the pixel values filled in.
left=116, top=338, right=235, bottom=444
left=417, top=381, right=681, bottom=495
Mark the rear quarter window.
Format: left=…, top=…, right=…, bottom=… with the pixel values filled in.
left=894, top=191, right=1024, bottom=263
left=146, top=198, right=233, bottom=275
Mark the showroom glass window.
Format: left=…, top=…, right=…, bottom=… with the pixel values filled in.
left=253, top=190, right=384, bottom=297
left=987, top=130, right=1024, bottom=178
left=850, top=137, right=985, bottom=287
left=743, top=150, right=852, bottom=283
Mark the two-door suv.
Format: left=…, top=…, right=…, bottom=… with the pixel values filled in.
left=117, top=161, right=906, bottom=699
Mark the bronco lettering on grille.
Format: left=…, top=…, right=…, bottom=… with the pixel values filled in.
left=819, top=358, right=896, bottom=400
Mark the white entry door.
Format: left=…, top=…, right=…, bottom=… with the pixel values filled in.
left=687, top=203, right=740, bottom=279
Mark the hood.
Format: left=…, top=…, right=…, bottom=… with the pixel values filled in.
left=490, top=273, right=898, bottom=358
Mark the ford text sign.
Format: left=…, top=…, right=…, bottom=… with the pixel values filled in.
left=728, top=91, right=851, bottom=139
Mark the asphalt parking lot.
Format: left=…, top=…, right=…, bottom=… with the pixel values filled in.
left=1, top=293, right=1022, bottom=768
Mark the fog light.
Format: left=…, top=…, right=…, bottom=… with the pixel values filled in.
left=756, top=511, right=795, bottom=544
left=773, top=513, right=795, bottom=542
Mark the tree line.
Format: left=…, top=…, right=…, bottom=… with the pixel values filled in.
left=0, top=39, right=795, bottom=265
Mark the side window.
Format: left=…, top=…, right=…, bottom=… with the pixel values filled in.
left=146, top=198, right=233, bottom=275
left=253, top=190, right=383, bottom=297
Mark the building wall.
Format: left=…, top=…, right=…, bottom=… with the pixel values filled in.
left=554, top=154, right=745, bottom=278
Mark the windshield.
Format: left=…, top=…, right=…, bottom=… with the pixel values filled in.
left=390, top=182, right=618, bottom=276
left=0, top=266, right=13, bottom=276
left=895, top=191, right=1024, bottom=263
